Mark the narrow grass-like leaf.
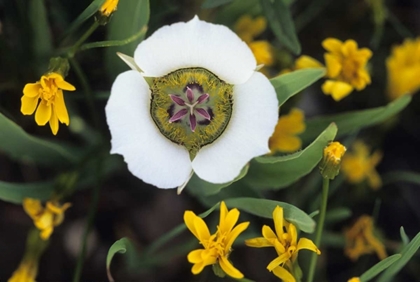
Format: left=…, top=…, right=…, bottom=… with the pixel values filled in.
left=60, top=0, right=106, bottom=41
left=271, top=68, right=326, bottom=107
left=186, top=165, right=249, bottom=196
left=325, top=207, right=352, bottom=224
left=382, top=170, right=420, bottom=186
left=378, top=231, right=420, bottom=282
left=261, top=0, right=301, bottom=54
left=244, top=123, right=337, bottom=189
left=215, top=0, right=261, bottom=26
left=301, top=96, right=411, bottom=144
left=105, top=0, right=150, bottom=79
left=360, top=254, right=401, bottom=282
left=0, top=113, right=78, bottom=167
left=225, top=197, right=315, bottom=233
left=400, top=226, right=410, bottom=246
left=106, top=238, right=136, bottom=282
left=202, top=0, right=234, bottom=9
left=0, top=181, right=54, bottom=204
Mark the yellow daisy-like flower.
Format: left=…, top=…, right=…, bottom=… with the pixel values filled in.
left=21, top=72, right=75, bottom=135
left=387, top=37, right=420, bottom=100
left=344, top=215, right=387, bottom=261
left=341, top=141, right=382, bottom=190
left=321, top=38, right=372, bottom=101
left=319, top=141, right=347, bottom=179
left=100, top=0, right=119, bottom=17
left=23, top=198, right=72, bottom=240
left=234, top=15, right=267, bottom=43
left=184, top=201, right=249, bottom=279
left=269, top=108, right=306, bottom=153
left=8, top=260, right=37, bottom=282
left=249, top=40, right=275, bottom=66
left=245, top=206, right=321, bottom=282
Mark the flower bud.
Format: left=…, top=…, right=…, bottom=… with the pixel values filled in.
left=319, top=141, right=346, bottom=179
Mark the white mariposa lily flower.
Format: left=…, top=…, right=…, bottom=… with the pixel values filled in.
left=106, top=16, right=278, bottom=190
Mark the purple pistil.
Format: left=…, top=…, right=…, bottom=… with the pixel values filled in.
left=168, top=87, right=211, bottom=132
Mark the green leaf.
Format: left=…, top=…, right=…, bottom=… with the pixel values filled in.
left=0, top=181, right=54, bottom=204
left=105, top=0, right=150, bottom=79
left=378, top=231, right=420, bottom=282
left=186, top=165, right=249, bottom=196
left=400, top=226, right=410, bottom=246
left=244, top=123, right=337, bottom=189
left=301, top=96, right=411, bottom=144
left=106, top=237, right=136, bottom=282
left=382, top=170, right=420, bottom=186
left=0, top=112, right=79, bottom=167
left=202, top=0, right=234, bottom=9
left=325, top=207, right=352, bottom=224
left=270, top=68, right=326, bottom=107
left=60, top=0, right=106, bottom=41
left=360, top=254, right=401, bottom=282
left=215, top=0, right=261, bottom=27
left=29, top=0, right=53, bottom=73
left=225, top=197, right=315, bottom=233
left=261, top=0, right=301, bottom=54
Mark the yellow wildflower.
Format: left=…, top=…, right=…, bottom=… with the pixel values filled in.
left=184, top=201, right=249, bottom=278
left=387, top=37, right=420, bottom=100
left=295, top=55, right=324, bottom=70
left=8, top=260, right=37, bottom=282
left=348, top=277, right=361, bottom=282
left=249, top=40, right=275, bottom=66
left=21, top=72, right=75, bottom=135
left=341, top=141, right=382, bottom=190
left=100, top=0, right=119, bottom=17
left=319, top=141, right=347, bottom=179
left=269, top=108, right=306, bottom=153
left=344, top=215, right=387, bottom=261
left=23, top=198, right=71, bottom=240
left=245, top=206, right=320, bottom=282
left=234, top=15, right=267, bottom=43
left=321, top=38, right=372, bottom=101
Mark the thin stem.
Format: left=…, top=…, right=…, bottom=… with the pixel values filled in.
left=387, top=9, right=414, bottom=39
left=307, top=177, right=330, bottom=282
left=72, top=154, right=103, bottom=282
left=68, top=21, right=100, bottom=58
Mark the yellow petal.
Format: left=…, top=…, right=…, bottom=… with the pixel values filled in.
left=49, top=109, right=59, bottom=135
left=184, top=211, right=201, bottom=240
left=273, top=206, right=284, bottom=240
left=54, top=90, right=69, bottom=125
left=220, top=208, right=240, bottom=235
left=46, top=201, right=72, bottom=214
left=34, top=212, right=53, bottom=230
left=357, top=48, right=373, bottom=60
left=23, top=83, right=41, bottom=98
left=322, top=80, right=353, bottom=101
left=324, top=53, right=342, bottom=78
left=342, top=39, right=358, bottom=56
left=296, top=237, right=321, bottom=255
left=288, top=223, right=298, bottom=247
left=21, top=96, right=39, bottom=115
left=35, top=101, right=52, bottom=125
left=322, top=38, right=343, bottom=54
left=40, top=226, right=53, bottom=240
left=262, top=225, right=277, bottom=240
left=348, top=277, right=361, bottom=282
left=225, top=221, right=249, bottom=251
left=367, top=169, right=382, bottom=190
left=23, top=198, right=43, bottom=219
left=219, top=256, right=244, bottom=279
left=188, top=249, right=205, bottom=263
left=267, top=252, right=291, bottom=271
left=245, top=237, right=273, bottom=248
left=272, top=266, right=296, bottom=282
left=191, top=261, right=206, bottom=275
left=270, top=135, right=302, bottom=153
left=219, top=201, right=228, bottom=230
left=55, top=79, right=76, bottom=91
left=295, top=55, right=324, bottom=69
left=249, top=40, right=275, bottom=66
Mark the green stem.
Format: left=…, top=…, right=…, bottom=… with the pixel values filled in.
left=68, top=21, right=100, bottom=58
left=386, top=9, right=413, bottom=38
left=72, top=154, right=103, bottom=282
left=307, top=177, right=330, bottom=282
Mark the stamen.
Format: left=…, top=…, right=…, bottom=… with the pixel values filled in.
left=189, top=114, right=197, bottom=132
left=169, top=94, right=185, bottom=106
left=186, top=87, right=194, bottom=103
left=196, top=108, right=211, bottom=120
left=169, top=109, right=188, bottom=123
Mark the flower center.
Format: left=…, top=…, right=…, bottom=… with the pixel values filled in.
left=150, top=68, right=234, bottom=158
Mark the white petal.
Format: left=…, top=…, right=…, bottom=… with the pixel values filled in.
left=134, top=16, right=256, bottom=85
left=192, top=72, right=278, bottom=183
left=105, top=70, right=192, bottom=188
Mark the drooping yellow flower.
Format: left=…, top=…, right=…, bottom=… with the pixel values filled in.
left=249, top=40, right=275, bottom=66
left=21, top=72, right=75, bottom=135
left=321, top=38, right=372, bottom=101
left=23, top=198, right=71, bottom=240
left=341, top=141, right=382, bottom=190
left=344, top=215, right=387, bottom=261
left=100, top=0, right=119, bottom=17
left=234, top=15, right=267, bottom=43
left=387, top=37, right=420, bottom=100
left=184, top=201, right=249, bottom=278
left=245, top=206, right=320, bottom=282
left=348, top=277, right=361, bottom=282
left=319, top=141, right=347, bottom=179
left=269, top=108, right=306, bottom=153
